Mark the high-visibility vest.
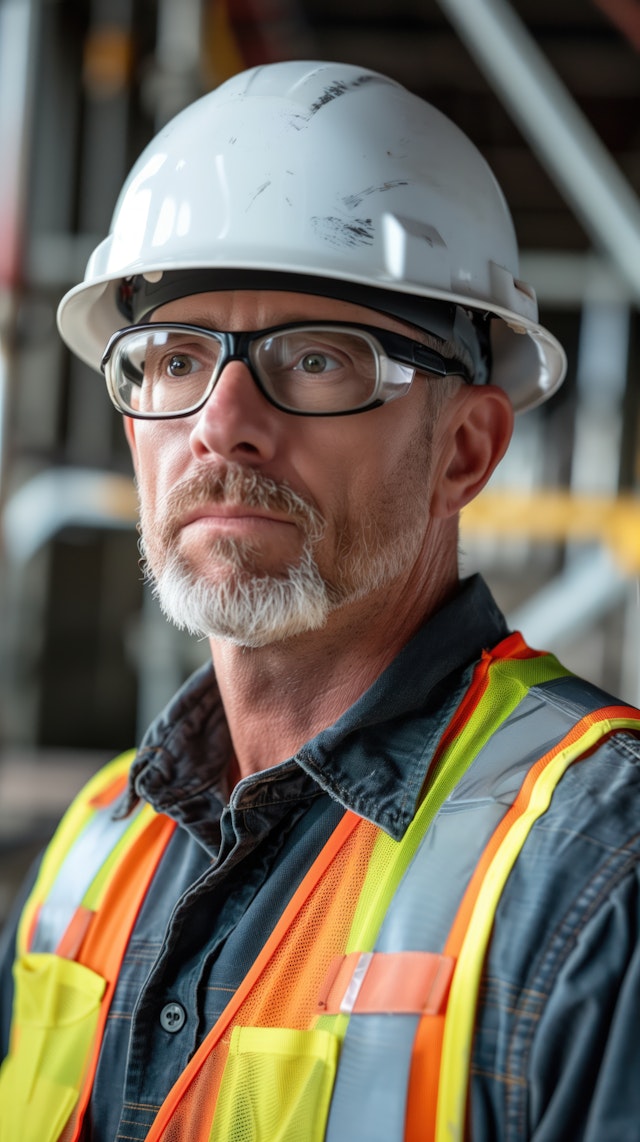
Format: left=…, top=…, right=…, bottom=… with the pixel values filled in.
left=2, top=632, right=639, bottom=1142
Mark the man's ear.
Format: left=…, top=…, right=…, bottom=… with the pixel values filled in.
left=430, top=385, right=514, bottom=519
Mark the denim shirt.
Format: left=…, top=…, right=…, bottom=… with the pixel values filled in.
left=2, top=574, right=640, bottom=1141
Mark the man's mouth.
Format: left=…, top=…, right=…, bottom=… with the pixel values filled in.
left=156, top=463, right=325, bottom=547
left=178, top=504, right=298, bottom=539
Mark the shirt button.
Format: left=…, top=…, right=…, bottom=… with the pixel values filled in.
left=160, top=1002, right=187, bottom=1033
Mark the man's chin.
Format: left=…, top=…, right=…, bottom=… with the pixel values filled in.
left=146, top=550, right=332, bottom=646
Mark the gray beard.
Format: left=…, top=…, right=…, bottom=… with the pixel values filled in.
left=138, top=461, right=427, bottom=648
left=141, top=533, right=334, bottom=648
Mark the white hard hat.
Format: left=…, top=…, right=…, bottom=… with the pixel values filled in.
left=57, top=59, right=566, bottom=411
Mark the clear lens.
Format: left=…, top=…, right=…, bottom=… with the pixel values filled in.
left=252, top=327, right=379, bottom=412
left=107, top=327, right=222, bottom=416
left=105, top=323, right=389, bottom=417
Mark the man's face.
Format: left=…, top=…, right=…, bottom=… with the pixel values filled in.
left=125, top=290, right=445, bottom=647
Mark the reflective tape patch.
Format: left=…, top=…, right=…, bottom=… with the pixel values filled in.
left=317, top=951, right=454, bottom=1016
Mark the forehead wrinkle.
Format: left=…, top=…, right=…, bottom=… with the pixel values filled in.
left=150, top=307, right=313, bottom=333
left=149, top=295, right=433, bottom=345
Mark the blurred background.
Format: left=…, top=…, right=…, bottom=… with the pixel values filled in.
left=1, top=0, right=640, bottom=919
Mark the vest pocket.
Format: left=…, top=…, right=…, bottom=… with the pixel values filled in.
left=210, top=1025, right=339, bottom=1142
left=0, top=952, right=106, bottom=1142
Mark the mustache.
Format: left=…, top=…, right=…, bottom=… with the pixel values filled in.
left=150, top=463, right=326, bottom=545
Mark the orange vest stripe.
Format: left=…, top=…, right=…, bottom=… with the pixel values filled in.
left=16, top=752, right=137, bottom=958
left=423, top=632, right=549, bottom=793
left=67, top=812, right=177, bottom=1142
left=406, top=1015, right=445, bottom=1142
left=88, top=772, right=130, bottom=810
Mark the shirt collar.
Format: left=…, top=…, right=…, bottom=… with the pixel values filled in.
left=129, top=575, right=508, bottom=842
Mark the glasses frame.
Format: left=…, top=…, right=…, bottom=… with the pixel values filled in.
left=100, top=320, right=472, bottom=420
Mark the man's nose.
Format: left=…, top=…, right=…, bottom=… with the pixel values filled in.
left=188, top=359, right=280, bottom=465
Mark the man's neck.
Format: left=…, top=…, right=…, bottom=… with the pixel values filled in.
left=209, top=557, right=459, bottom=782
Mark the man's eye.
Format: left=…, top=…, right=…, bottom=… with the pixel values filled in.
left=294, top=351, right=342, bottom=375
left=167, top=354, right=197, bottom=377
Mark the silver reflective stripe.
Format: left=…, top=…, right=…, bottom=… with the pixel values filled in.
left=339, top=953, right=373, bottom=1014
left=326, top=1013, right=419, bottom=1140
left=325, top=676, right=598, bottom=1142
left=30, top=802, right=144, bottom=954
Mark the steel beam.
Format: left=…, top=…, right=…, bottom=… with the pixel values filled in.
left=436, top=0, right=640, bottom=305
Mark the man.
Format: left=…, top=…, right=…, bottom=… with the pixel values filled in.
left=1, top=60, right=639, bottom=1142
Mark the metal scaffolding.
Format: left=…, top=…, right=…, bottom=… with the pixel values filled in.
left=0, top=0, right=639, bottom=765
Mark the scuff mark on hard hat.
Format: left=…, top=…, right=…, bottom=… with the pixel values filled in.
left=246, top=181, right=271, bottom=210
left=311, top=216, right=375, bottom=248
left=309, top=75, right=388, bottom=116
left=287, top=75, right=394, bottom=130
left=343, top=181, right=409, bottom=210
